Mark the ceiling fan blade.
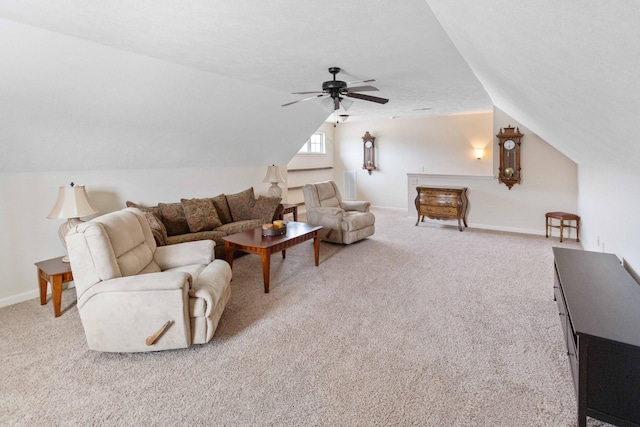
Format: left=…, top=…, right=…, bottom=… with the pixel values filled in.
left=291, top=91, right=325, bottom=95
left=345, top=92, right=389, bottom=104
left=344, top=85, right=379, bottom=93
left=281, top=94, right=325, bottom=107
left=348, top=78, right=376, bottom=85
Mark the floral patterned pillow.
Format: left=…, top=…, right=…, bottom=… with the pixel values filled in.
left=158, top=202, right=190, bottom=236
left=125, top=200, right=161, bottom=220
left=226, top=187, right=256, bottom=221
left=251, top=196, right=282, bottom=224
left=181, top=198, right=222, bottom=232
left=125, top=201, right=167, bottom=245
left=209, top=194, right=233, bottom=224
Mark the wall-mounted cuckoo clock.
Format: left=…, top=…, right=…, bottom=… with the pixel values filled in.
left=497, top=125, right=524, bottom=189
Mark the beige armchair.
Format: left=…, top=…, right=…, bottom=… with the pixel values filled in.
left=65, top=207, right=231, bottom=353
left=303, top=181, right=375, bottom=244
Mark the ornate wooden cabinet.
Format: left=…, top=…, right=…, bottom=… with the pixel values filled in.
left=414, top=186, right=468, bottom=231
left=553, top=247, right=640, bottom=427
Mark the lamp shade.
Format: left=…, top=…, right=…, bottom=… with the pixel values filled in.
left=47, top=184, right=99, bottom=219
left=262, top=165, right=285, bottom=184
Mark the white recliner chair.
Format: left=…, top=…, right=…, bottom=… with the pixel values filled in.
left=65, top=207, right=231, bottom=353
left=303, top=181, right=375, bottom=244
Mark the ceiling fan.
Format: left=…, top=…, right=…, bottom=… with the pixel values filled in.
left=282, top=67, right=389, bottom=111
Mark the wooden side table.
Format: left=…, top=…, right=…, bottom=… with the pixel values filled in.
left=279, top=203, right=299, bottom=222
left=35, top=256, right=74, bottom=317
left=545, top=211, right=580, bottom=243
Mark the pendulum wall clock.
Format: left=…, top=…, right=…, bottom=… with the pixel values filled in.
left=362, top=131, right=376, bottom=175
left=497, top=125, right=524, bottom=189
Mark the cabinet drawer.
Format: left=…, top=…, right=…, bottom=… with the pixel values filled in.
left=555, top=287, right=568, bottom=338
left=420, top=205, right=458, bottom=218
left=420, top=196, right=458, bottom=207
left=567, top=331, right=579, bottom=395
left=419, top=189, right=458, bottom=198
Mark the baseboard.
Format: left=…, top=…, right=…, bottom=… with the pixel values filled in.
left=466, top=222, right=545, bottom=236
left=409, top=217, right=545, bottom=236
left=371, top=205, right=407, bottom=213
left=371, top=205, right=545, bottom=236
left=0, top=289, right=40, bottom=309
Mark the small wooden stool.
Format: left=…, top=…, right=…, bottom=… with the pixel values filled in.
left=545, top=212, right=580, bottom=243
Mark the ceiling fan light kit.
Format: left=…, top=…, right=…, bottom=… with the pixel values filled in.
left=282, top=67, right=389, bottom=111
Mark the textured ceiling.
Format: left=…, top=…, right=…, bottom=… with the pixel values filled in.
left=426, top=0, right=640, bottom=170
left=0, top=0, right=491, bottom=121
left=1, top=1, right=638, bottom=172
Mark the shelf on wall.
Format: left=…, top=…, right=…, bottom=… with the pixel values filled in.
left=287, top=167, right=334, bottom=172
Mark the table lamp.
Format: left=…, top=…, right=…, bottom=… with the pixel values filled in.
left=262, top=165, right=285, bottom=198
left=47, top=182, right=99, bottom=262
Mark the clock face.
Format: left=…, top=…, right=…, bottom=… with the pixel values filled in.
left=364, top=141, right=373, bottom=148
left=504, top=139, right=516, bottom=150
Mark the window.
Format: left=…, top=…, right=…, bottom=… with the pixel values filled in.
left=298, top=132, right=325, bottom=154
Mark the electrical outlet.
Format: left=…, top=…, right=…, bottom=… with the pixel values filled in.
left=418, top=166, right=425, bottom=173
left=597, top=235, right=600, bottom=246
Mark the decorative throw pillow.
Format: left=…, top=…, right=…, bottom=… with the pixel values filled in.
left=226, top=187, right=256, bottom=221
left=126, top=200, right=161, bottom=220
left=181, top=198, right=222, bottom=232
left=158, top=202, right=190, bottom=236
left=125, top=201, right=167, bottom=245
left=143, top=212, right=167, bottom=246
left=252, top=196, right=282, bottom=224
left=209, top=194, right=233, bottom=224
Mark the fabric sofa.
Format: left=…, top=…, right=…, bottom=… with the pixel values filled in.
left=65, top=207, right=232, bottom=352
left=127, top=187, right=282, bottom=259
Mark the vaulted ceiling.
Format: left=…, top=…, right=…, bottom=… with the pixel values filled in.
left=0, top=1, right=638, bottom=172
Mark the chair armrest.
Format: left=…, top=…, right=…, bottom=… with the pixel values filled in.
left=76, top=272, right=193, bottom=352
left=76, top=271, right=191, bottom=310
left=307, top=207, right=345, bottom=228
left=154, top=240, right=215, bottom=270
left=341, top=200, right=370, bottom=212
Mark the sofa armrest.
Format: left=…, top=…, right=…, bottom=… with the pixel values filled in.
left=341, top=200, right=370, bottom=212
left=154, top=240, right=215, bottom=270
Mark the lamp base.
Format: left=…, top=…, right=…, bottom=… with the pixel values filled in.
left=268, top=183, right=283, bottom=198
left=59, top=218, right=82, bottom=263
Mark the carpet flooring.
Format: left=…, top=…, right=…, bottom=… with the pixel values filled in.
left=1, top=209, right=610, bottom=426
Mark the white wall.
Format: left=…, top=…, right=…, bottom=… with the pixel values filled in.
left=0, top=167, right=272, bottom=305
left=578, top=165, right=640, bottom=281
left=0, top=17, right=327, bottom=173
left=0, top=108, right=583, bottom=307
left=334, top=112, right=495, bottom=208
left=286, top=122, right=335, bottom=207
left=333, top=108, right=578, bottom=236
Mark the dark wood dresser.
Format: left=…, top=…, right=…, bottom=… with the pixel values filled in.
left=414, top=186, right=468, bottom=231
left=553, top=247, right=640, bottom=427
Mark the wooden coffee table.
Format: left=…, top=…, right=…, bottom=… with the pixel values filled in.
left=223, top=222, right=322, bottom=293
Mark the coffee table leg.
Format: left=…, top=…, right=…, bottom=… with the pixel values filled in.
left=261, top=251, right=271, bottom=293
left=314, top=234, right=320, bottom=266
left=225, top=242, right=234, bottom=268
